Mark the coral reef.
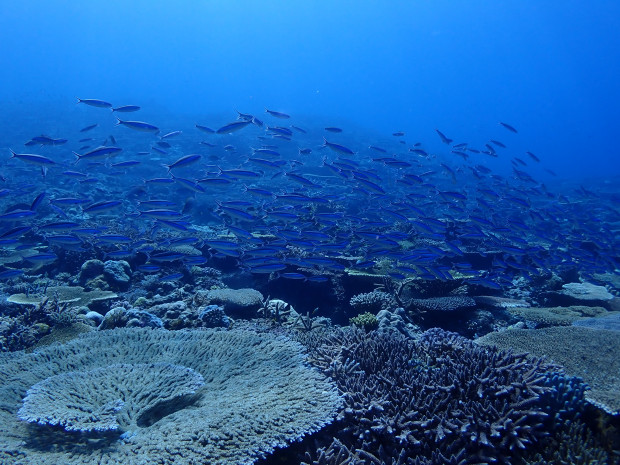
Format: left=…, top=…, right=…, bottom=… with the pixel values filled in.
left=0, top=296, right=96, bottom=351
left=202, top=287, right=263, bottom=317
left=18, top=363, right=204, bottom=432
left=7, top=286, right=117, bottom=309
left=198, top=304, right=232, bottom=328
left=0, top=328, right=342, bottom=464
left=98, top=306, right=163, bottom=330
left=78, top=259, right=104, bottom=283
left=349, top=291, right=397, bottom=313
left=574, top=313, right=620, bottom=331
left=348, top=312, right=378, bottom=331
left=477, top=326, right=620, bottom=414
left=508, top=305, right=608, bottom=327
left=375, top=307, right=420, bottom=338
left=407, top=296, right=476, bottom=313
left=560, top=282, right=614, bottom=302
left=295, top=327, right=555, bottom=464
left=102, top=260, right=132, bottom=291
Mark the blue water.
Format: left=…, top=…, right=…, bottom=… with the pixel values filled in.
left=1, top=1, right=619, bottom=178
left=0, top=3, right=619, bottom=463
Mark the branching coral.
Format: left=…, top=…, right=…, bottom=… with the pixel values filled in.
left=294, top=327, right=556, bottom=465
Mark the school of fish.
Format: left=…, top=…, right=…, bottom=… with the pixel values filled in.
left=0, top=98, right=618, bottom=291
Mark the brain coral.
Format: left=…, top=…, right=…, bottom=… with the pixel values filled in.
left=0, top=328, right=341, bottom=465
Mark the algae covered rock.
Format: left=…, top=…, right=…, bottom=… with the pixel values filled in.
left=198, top=305, right=232, bottom=328
left=205, top=287, right=263, bottom=317
left=103, top=260, right=132, bottom=291
left=376, top=307, right=420, bottom=338
left=99, top=307, right=163, bottom=330
left=78, top=259, right=105, bottom=283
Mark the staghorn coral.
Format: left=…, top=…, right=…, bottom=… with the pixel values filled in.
left=477, top=326, right=620, bottom=415
left=525, top=421, right=611, bottom=465
left=294, top=327, right=556, bottom=465
left=0, top=328, right=342, bottom=464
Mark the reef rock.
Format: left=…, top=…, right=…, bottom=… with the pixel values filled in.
left=78, top=259, right=105, bottom=283
left=103, top=260, right=132, bottom=291
left=205, top=288, right=263, bottom=317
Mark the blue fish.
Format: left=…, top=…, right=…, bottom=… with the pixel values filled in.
left=265, top=109, right=290, bottom=119
left=112, top=105, right=141, bottom=112
left=116, top=118, right=159, bottom=133
left=216, top=120, right=252, bottom=134
left=323, top=138, right=354, bottom=155
left=77, top=98, right=112, bottom=108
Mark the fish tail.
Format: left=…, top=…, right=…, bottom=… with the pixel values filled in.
left=72, top=151, right=81, bottom=165
left=115, top=117, right=122, bottom=126
left=76, top=97, right=82, bottom=104
left=9, top=149, right=16, bottom=158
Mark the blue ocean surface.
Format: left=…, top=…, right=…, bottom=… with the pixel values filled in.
left=0, top=1, right=619, bottom=464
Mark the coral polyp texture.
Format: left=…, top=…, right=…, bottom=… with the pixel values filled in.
left=477, top=326, right=620, bottom=415
left=298, top=327, right=556, bottom=465
left=0, top=328, right=342, bottom=464
left=18, top=363, right=205, bottom=432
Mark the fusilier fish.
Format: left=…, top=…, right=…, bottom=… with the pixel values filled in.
left=9, top=149, right=55, bottom=165
left=112, top=105, right=141, bottom=112
left=116, top=118, right=160, bottom=133
left=77, top=98, right=112, bottom=108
